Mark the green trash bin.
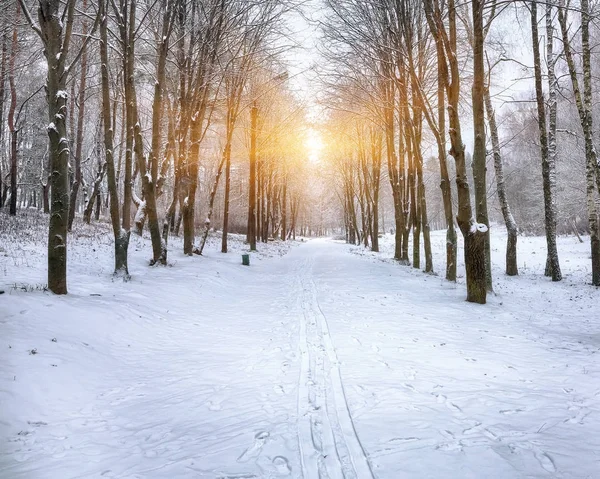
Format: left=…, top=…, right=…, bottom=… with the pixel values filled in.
left=242, top=254, right=250, bottom=266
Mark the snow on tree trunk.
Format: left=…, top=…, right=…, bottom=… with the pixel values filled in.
left=558, top=0, right=600, bottom=285
left=8, top=4, right=18, bottom=217
left=424, top=0, right=487, bottom=303
left=472, top=0, right=492, bottom=291
left=99, top=0, right=129, bottom=277
left=532, top=1, right=562, bottom=282
left=24, top=0, right=79, bottom=294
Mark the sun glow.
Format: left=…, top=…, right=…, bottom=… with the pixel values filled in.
left=305, top=127, right=323, bottom=164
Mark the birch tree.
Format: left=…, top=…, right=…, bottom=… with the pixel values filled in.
left=558, top=0, right=600, bottom=285
left=531, top=0, right=562, bottom=281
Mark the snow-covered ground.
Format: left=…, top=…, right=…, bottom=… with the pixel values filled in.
left=1, top=213, right=599, bottom=478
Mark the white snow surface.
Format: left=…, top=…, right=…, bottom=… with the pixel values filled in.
left=1, top=214, right=600, bottom=478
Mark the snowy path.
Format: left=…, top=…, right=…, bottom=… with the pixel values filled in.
left=295, top=255, right=373, bottom=478
left=2, top=236, right=600, bottom=478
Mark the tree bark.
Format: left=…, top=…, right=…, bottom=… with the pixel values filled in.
left=182, top=118, right=201, bottom=255
left=23, top=0, right=79, bottom=294
left=484, top=87, right=518, bottom=275
left=247, top=102, right=258, bottom=250
left=532, top=1, right=562, bottom=281
left=436, top=37, right=457, bottom=281
left=146, top=8, right=173, bottom=265
left=67, top=0, right=88, bottom=231
left=370, top=129, right=381, bottom=253
left=424, top=0, right=487, bottom=303
left=472, top=0, right=492, bottom=290
left=221, top=141, right=232, bottom=253
left=8, top=3, right=19, bottom=216
left=99, top=0, right=129, bottom=276
left=558, top=0, right=600, bottom=285
left=0, top=33, right=7, bottom=209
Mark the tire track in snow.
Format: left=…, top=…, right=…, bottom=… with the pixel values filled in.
left=296, top=256, right=374, bottom=479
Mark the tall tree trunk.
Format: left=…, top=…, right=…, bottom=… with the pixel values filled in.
left=247, top=102, right=258, bottom=250
left=484, top=87, right=518, bottom=275
left=407, top=128, right=420, bottom=269
left=558, top=0, right=600, bottom=285
left=398, top=71, right=411, bottom=264
left=407, top=15, right=455, bottom=279
left=182, top=118, right=201, bottom=255
left=0, top=33, right=7, bottom=209
left=9, top=129, right=17, bottom=216
left=118, top=0, right=137, bottom=236
left=533, top=1, right=562, bottom=281
left=384, top=23, right=406, bottom=261
left=437, top=42, right=457, bottom=281
left=99, top=0, right=129, bottom=275
left=384, top=82, right=404, bottom=260
left=371, top=133, right=381, bottom=253
left=20, top=0, right=79, bottom=294
left=67, top=0, right=88, bottom=231
left=145, top=12, right=173, bottom=265
left=415, top=144, right=432, bottom=273
left=8, top=3, right=18, bottom=217
left=280, top=173, right=287, bottom=241
left=472, top=0, right=492, bottom=290
left=425, top=0, right=487, bottom=302
left=221, top=141, right=232, bottom=253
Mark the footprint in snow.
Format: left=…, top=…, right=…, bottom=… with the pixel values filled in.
left=237, top=431, right=269, bottom=463
left=217, top=474, right=257, bottom=479
left=27, top=421, right=48, bottom=427
left=272, top=456, right=291, bottom=475
left=535, top=451, right=557, bottom=473
left=389, top=436, right=419, bottom=443
left=462, top=422, right=483, bottom=435
left=500, top=409, right=524, bottom=415
left=512, top=442, right=557, bottom=473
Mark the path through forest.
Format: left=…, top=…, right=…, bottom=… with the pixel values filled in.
left=2, top=237, right=600, bottom=478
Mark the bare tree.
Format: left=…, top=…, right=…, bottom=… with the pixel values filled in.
left=484, top=83, right=518, bottom=275
left=472, top=0, right=493, bottom=290
left=425, top=0, right=487, bottom=303
left=99, top=0, right=129, bottom=275
left=7, top=2, right=18, bottom=216
left=19, top=0, right=95, bottom=293
left=558, top=0, right=600, bottom=285
left=531, top=0, right=562, bottom=281
left=67, top=0, right=88, bottom=231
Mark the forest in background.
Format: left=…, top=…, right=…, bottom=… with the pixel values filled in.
left=1, top=0, right=600, bottom=304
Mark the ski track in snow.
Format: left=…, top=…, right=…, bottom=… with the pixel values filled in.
left=295, top=256, right=373, bottom=479
left=2, top=222, right=600, bottom=478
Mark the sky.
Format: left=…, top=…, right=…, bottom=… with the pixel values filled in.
left=281, top=1, right=544, bottom=159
